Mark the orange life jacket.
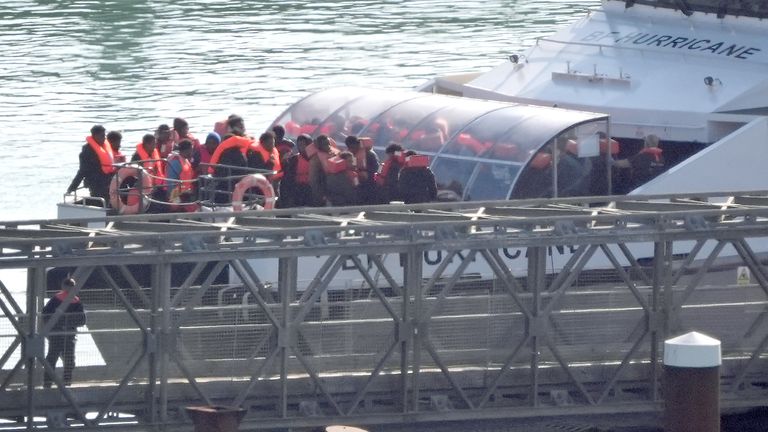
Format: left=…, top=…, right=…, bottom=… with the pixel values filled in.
left=314, top=148, right=340, bottom=174
left=167, top=153, right=195, bottom=193
left=55, top=290, right=81, bottom=303
left=639, top=147, right=663, bottom=162
left=250, top=144, right=283, bottom=181
left=86, top=136, right=115, bottom=174
left=296, top=155, right=310, bottom=184
left=135, top=142, right=165, bottom=183
left=376, top=153, right=403, bottom=187
left=207, top=135, right=252, bottom=173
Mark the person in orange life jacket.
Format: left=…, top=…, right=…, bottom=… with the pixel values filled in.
left=344, top=135, right=381, bottom=204
left=43, top=277, right=86, bottom=388
left=132, top=133, right=171, bottom=212
left=278, top=134, right=314, bottom=208
left=272, top=124, right=295, bottom=161
left=629, top=134, right=664, bottom=186
left=107, top=130, right=125, bottom=163
left=325, top=151, right=361, bottom=207
left=208, top=114, right=253, bottom=175
left=308, top=134, right=339, bottom=206
left=397, top=150, right=437, bottom=204
left=155, top=123, right=174, bottom=158
left=131, top=133, right=166, bottom=184
left=194, top=132, right=220, bottom=176
left=172, top=117, right=201, bottom=160
left=66, top=125, right=115, bottom=205
left=210, top=116, right=252, bottom=204
left=612, top=134, right=664, bottom=193
left=247, top=131, right=283, bottom=182
left=166, top=140, right=196, bottom=205
left=377, top=143, right=405, bottom=203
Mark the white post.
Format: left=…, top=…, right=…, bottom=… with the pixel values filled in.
left=663, top=331, right=721, bottom=432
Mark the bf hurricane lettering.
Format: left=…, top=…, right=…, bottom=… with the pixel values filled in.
left=580, top=31, right=762, bottom=60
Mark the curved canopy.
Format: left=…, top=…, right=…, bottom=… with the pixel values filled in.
left=271, top=87, right=610, bottom=200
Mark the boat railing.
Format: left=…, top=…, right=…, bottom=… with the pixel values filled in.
left=61, top=188, right=108, bottom=209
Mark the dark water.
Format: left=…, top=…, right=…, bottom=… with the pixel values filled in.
left=0, top=0, right=599, bottom=220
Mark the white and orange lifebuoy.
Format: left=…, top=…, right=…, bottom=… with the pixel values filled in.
left=109, top=166, right=152, bottom=215
left=231, top=174, right=276, bottom=212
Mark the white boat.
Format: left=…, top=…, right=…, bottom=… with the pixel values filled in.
left=418, top=0, right=768, bottom=196
left=57, top=0, right=768, bottom=292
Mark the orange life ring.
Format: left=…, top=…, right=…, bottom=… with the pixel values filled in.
left=109, top=166, right=152, bottom=215
left=231, top=174, right=276, bottom=211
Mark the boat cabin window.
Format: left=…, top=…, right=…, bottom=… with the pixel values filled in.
left=272, top=87, right=610, bottom=202
left=621, top=0, right=768, bottom=19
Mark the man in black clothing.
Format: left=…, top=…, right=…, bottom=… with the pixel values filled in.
left=344, top=135, right=380, bottom=204
left=66, top=125, right=113, bottom=205
left=272, top=124, right=295, bottom=161
left=397, top=150, right=437, bottom=204
left=43, top=278, right=86, bottom=388
left=278, top=134, right=314, bottom=208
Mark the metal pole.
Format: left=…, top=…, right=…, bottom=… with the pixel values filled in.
left=407, top=248, right=422, bottom=413
left=528, top=246, right=545, bottom=407
left=278, top=256, right=297, bottom=418
left=650, top=240, right=666, bottom=401
left=159, top=261, right=171, bottom=425
left=25, top=266, right=44, bottom=429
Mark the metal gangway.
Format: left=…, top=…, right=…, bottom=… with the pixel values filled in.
left=1, top=192, right=768, bottom=430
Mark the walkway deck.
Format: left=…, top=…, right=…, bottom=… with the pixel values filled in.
left=1, top=193, right=768, bottom=430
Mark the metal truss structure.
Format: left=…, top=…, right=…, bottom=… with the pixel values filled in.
left=1, top=192, right=768, bottom=430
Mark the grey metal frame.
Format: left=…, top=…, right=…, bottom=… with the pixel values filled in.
left=1, top=192, right=768, bottom=430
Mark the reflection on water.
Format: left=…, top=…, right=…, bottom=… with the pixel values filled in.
left=0, top=0, right=599, bottom=220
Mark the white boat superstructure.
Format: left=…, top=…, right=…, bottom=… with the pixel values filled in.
left=420, top=0, right=768, bottom=195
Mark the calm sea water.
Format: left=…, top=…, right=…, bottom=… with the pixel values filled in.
left=0, top=0, right=599, bottom=221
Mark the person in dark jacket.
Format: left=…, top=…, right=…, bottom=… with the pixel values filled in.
left=66, top=125, right=114, bottom=206
left=344, top=135, right=380, bottom=204
left=43, top=278, right=86, bottom=388
left=378, top=143, right=404, bottom=203
left=278, top=134, right=314, bottom=208
left=272, top=124, right=295, bottom=161
left=326, top=151, right=360, bottom=206
left=397, top=150, right=437, bottom=204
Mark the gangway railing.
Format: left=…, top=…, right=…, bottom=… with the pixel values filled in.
left=1, top=192, right=768, bottom=430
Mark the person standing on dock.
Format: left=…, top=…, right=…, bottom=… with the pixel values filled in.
left=42, top=277, right=86, bottom=388
left=66, top=125, right=116, bottom=206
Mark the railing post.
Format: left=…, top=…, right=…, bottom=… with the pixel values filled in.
left=158, top=261, right=172, bottom=426
left=404, top=247, right=421, bottom=413
left=278, top=256, right=297, bottom=418
left=527, top=246, right=546, bottom=407
left=25, top=266, right=45, bottom=429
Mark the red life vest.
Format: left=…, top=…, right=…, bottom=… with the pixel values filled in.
left=639, top=147, right=663, bottom=162
left=86, top=136, right=115, bottom=174
left=207, top=135, right=252, bottom=173
left=55, top=290, right=81, bottom=304
left=296, top=155, right=310, bottom=184
left=250, top=144, right=283, bottom=181
left=135, top=142, right=165, bottom=184
left=315, top=148, right=340, bottom=174
left=167, top=153, right=195, bottom=193
left=376, top=153, right=403, bottom=187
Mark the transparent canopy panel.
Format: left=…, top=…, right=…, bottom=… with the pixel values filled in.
left=272, top=87, right=609, bottom=200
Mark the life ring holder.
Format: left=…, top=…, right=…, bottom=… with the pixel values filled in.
left=109, top=165, right=152, bottom=215
left=231, top=174, right=276, bottom=211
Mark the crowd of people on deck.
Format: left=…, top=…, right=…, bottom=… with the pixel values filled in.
left=66, top=115, right=439, bottom=213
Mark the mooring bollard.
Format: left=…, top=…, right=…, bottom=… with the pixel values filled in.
left=185, top=405, right=247, bottom=432
left=663, top=331, right=721, bottom=432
